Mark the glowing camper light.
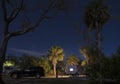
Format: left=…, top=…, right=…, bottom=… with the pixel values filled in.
left=70, top=68, right=74, bottom=71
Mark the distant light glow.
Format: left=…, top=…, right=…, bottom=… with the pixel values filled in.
left=70, top=68, right=74, bottom=71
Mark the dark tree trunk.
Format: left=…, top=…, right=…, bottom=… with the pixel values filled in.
left=96, top=27, right=102, bottom=84
left=0, top=37, right=9, bottom=84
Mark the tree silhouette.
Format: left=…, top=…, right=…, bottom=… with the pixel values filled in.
left=0, top=0, right=66, bottom=83
left=38, top=56, right=51, bottom=75
left=66, top=54, right=79, bottom=65
left=83, top=0, right=110, bottom=83
left=18, top=54, right=38, bottom=69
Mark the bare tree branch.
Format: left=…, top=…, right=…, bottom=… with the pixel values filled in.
left=9, top=0, right=55, bottom=37
left=9, top=28, right=33, bottom=37
left=34, top=0, right=55, bottom=27
left=9, top=0, right=23, bottom=22
left=9, top=8, right=20, bottom=20
left=1, top=0, right=7, bottom=21
left=1, top=0, right=9, bottom=36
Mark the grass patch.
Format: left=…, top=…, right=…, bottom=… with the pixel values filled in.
left=3, top=76, right=119, bottom=84
left=4, top=78, right=88, bottom=84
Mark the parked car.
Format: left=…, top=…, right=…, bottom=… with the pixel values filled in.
left=3, top=66, right=16, bottom=74
left=10, top=66, right=45, bottom=79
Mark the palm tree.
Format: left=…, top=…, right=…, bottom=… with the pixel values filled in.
left=83, top=0, right=110, bottom=58
left=66, top=54, right=79, bottom=65
left=80, top=46, right=92, bottom=65
left=47, top=46, right=64, bottom=77
left=83, top=0, right=110, bottom=82
left=80, top=46, right=98, bottom=65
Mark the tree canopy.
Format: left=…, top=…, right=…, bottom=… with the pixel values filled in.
left=66, top=54, right=79, bottom=65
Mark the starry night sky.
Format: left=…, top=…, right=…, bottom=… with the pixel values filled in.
left=0, top=0, right=120, bottom=59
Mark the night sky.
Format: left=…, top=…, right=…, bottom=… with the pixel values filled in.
left=0, top=0, right=120, bottom=59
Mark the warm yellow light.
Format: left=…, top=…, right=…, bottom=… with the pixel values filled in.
left=3, top=61, right=14, bottom=66
left=81, top=60, right=87, bottom=66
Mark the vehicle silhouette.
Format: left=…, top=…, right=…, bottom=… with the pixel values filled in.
left=10, top=66, right=45, bottom=79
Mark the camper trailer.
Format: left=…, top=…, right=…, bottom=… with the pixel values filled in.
left=65, top=64, right=79, bottom=76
